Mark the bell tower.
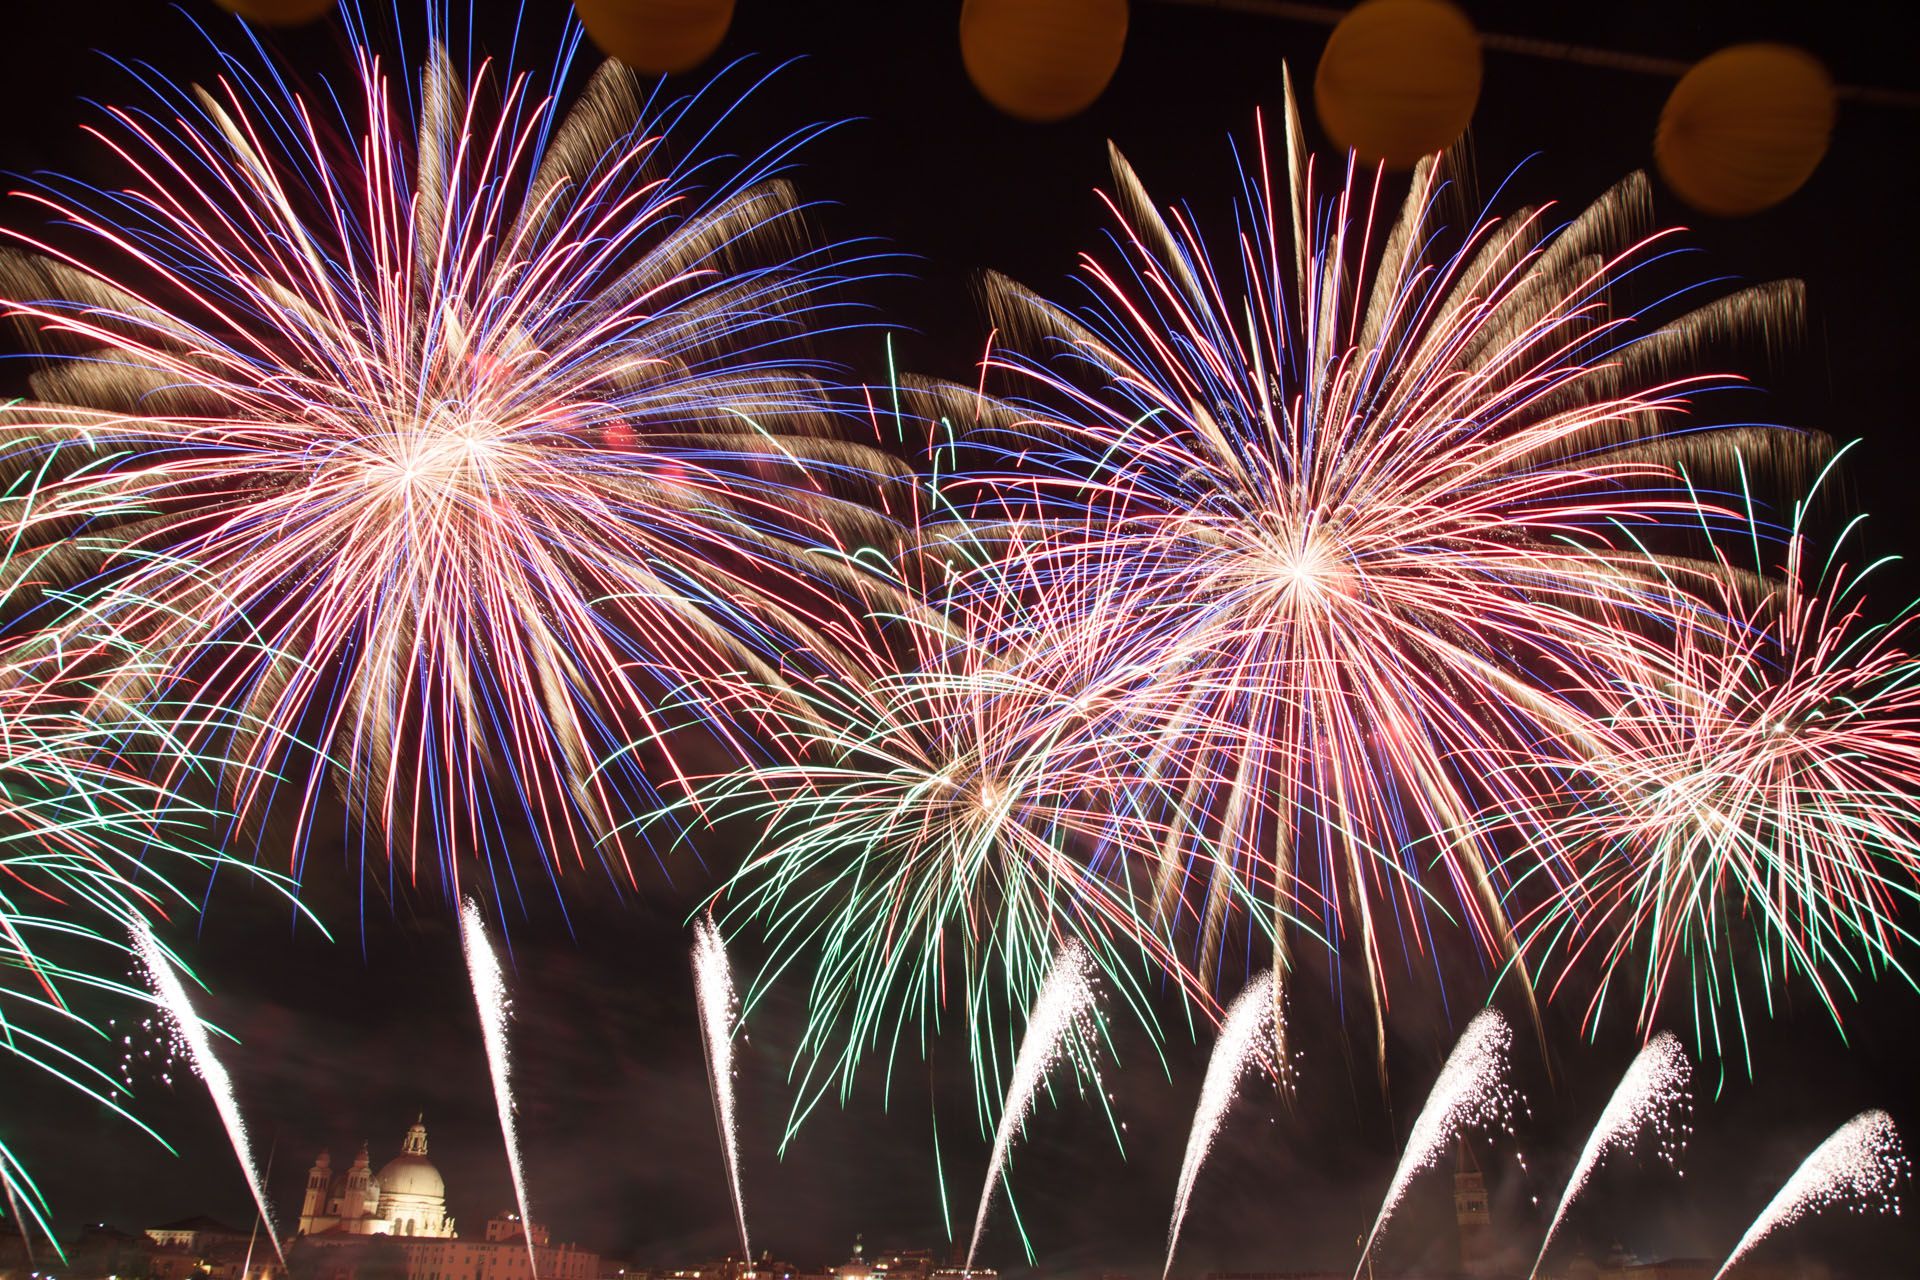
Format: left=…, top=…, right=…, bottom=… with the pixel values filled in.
left=403, top=1114, right=429, bottom=1156
left=341, top=1142, right=375, bottom=1222
left=299, top=1150, right=332, bottom=1233
left=1453, top=1138, right=1492, bottom=1275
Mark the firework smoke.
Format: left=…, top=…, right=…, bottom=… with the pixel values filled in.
left=1532, top=1032, right=1692, bottom=1278
left=1165, top=973, right=1276, bottom=1279
left=694, top=918, right=751, bottom=1261
left=1355, top=1010, right=1520, bottom=1277
left=130, top=924, right=285, bottom=1268
left=1715, top=1110, right=1907, bottom=1278
left=968, top=943, right=1100, bottom=1269
left=460, top=900, right=538, bottom=1278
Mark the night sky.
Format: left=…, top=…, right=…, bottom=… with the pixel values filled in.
left=3, top=2, right=1920, bottom=1277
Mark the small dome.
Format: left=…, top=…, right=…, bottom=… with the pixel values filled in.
left=377, top=1153, right=445, bottom=1200
left=377, top=1116, right=445, bottom=1201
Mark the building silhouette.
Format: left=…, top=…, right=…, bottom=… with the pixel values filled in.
left=1454, top=1140, right=1493, bottom=1276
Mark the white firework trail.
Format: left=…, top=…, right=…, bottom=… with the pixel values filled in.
left=130, top=923, right=286, bottom=1269
left=1715, top=1110, right=1907, bottom=1279
left=460, top=899, right=539, bottom=1279
left=693, top=918, right=751, bottom=1261
left=1354, top=1009, right=1521, bottom=1279
left=967, top=943, right=1100, bottom=1270
left=1532, top=1032, right=1692, bottom=1279
left=1164, top=973, right=1276, bottom=1280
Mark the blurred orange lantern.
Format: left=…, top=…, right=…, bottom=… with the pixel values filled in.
left=960, top=0, right=1129, bottom=123
left=212, top=0, right=335, bottom=25
left=573, top=0, right=736, bottom=75
left=1314, top=0, right=1481, bottom=168
left=1656, top=44, right=1834, bottom=217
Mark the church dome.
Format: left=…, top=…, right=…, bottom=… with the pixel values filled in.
left=377, top=1153, right=445, bottom=1200
left=377, top=1116, right=446, bottom=1201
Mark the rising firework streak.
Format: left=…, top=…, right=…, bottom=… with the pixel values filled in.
left=1165, top=973, right=1275, bottom=1279
left=460, top=900, right=538, bottom=1279
left=1355, top=1010, right=1520, bottom=1278
left=968, top=944, right=1100, bottom=1270
left=1532, top=1033, right=1692, bottom=1278
left=1715, top=1110, right=1907, bottom=1279
left=694, top=919, right=751, bottom=1260
left=130, top=924, right=286, bottom=1269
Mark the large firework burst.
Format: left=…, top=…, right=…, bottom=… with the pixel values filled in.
left=920, top=81, right=1826, bottom=1069
left=0, top=23, right=903, bottom=892
left=1492, top=465, right=1920, bottom=1066
left=677, top=467, right=1202, bottom=1130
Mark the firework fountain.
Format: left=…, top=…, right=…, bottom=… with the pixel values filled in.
left=1531, top=1032, right=1693, bottom=1278
left=967, top=943, right=1100, bottom=1270
left=1354, top=1010, right=1521, bottom=1279
left=460, top=900, right=539, bottom=1279
left=130, top=924, right=285, bottom=1269
left=1715, top=1110, right=1907, bottom=1278
left=1164, top=973, right=1276, bottom=1279
left=694, top=918, right=751, bottom=1260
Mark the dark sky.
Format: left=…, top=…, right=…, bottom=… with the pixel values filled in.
left=3, top=2, right=1920, bottom=1278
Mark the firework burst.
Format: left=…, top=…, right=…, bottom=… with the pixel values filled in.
left=919, top=77, right=1825, bottom=1070
left=0, top=21, right=904, bottom=893
left=1492, top=467, right=1920, bottom=1063
left=681, top=483, right=1211, bottom=1128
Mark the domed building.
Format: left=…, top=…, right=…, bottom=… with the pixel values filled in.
left=297, top=1116, right=456, bottom=1238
